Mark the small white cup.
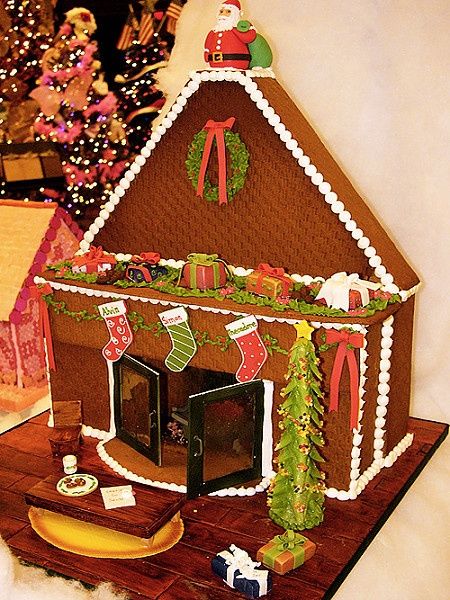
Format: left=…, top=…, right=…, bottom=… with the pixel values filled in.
left=62, top=454, right=77, bottom=475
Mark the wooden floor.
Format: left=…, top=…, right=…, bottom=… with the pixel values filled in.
left=0, top=413, right=447, bottom=599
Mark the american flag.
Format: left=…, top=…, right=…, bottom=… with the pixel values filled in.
left=116, top=6, right=137, bottom=50
left=138, top=0, right=155, bottom=45
left=165, top=0, right=183, bottom=35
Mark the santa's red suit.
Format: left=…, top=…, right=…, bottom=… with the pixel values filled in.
left=204, top=27, right=257, bottom=69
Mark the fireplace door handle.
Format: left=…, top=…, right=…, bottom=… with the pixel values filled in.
left=149, top=410, right=157, bottom=429
left=193, top=435, right=203, bottom=457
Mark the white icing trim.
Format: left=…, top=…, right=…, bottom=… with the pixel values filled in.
left=95, top=437, right=274, bottom=497
left=262, top=380, right=274, bottom=477
left=81, top=424, right=110, bottom=440
left=34, top=276, right=365, bottom=330
left=107, top=361, right=116, bottom=437
left=326, top=431, right=414, bottom=500
left=373, top=315, right=395, bottom=462
left=78, top=69, right=410, bottom=292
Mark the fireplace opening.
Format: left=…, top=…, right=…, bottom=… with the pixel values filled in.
left=110, top=354, right=267, bottom=497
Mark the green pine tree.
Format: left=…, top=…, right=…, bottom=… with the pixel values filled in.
left=268, top=320, right=326, bottom=530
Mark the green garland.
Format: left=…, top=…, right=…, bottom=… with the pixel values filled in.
left=44, top=295, right=288, bottom=356
left=49, top=261, right=400, bottom=319
left=185, top=129, right=250, bottom=203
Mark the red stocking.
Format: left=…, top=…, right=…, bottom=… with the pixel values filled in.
left=225, top=316, right=268, bottom=382
left=98, top=301, right=133, bottom=362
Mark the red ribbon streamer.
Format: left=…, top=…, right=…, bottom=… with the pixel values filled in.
left=29, top=284, right=56, bottom=371
left=326, top=329, right=364, bottom=430
left=196, top=117, right=236, bottom=206
left=255, top=263, right=292, bottom=296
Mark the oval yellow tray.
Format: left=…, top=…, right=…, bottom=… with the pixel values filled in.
left=29, top=507, right=184, bottom=559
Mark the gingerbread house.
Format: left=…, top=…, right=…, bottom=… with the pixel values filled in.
left=37, top=70, right=419, bottom=504
left=0, top=200, right=82, bottom=431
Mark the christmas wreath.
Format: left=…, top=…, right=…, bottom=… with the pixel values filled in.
left=186, top=127, right=250, bottom=204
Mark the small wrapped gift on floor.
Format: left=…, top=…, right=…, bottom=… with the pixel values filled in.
left=257, top=530, right=316, bottom=575
left=180, top=253, right=229, bottom=290
left=211, top=544, right=272, bottom=598
left=246, top=263, right=292, bottom=300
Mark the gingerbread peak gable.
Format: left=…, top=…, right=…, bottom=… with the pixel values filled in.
left=0, top=200, right=82, bottom=322
left=81, top=70, right=419, bottom=294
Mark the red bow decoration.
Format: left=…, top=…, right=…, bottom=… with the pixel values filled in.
left=72, top=246, right=116, bottom=273
left=256, top=263, right=292, bottom=296
left=131, top=252, right=161, bottom=265
left=326, top=329, right=365, bottom=430
left=196, top=117, right=236, bottom=206
left=29, top=284, right=56, bottom=371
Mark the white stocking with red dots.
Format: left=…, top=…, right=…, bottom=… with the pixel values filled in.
left=98, top=300, right=133, bottom=362
left=225, top=315, right=268, bottom=382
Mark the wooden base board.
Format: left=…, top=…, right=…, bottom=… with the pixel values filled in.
left=1, top=415, right=448, bottom=599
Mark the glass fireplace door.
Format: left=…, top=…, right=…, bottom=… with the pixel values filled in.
left=113, top=354, right=162, bottom=466
left=187, top=379, right=264, bottom=499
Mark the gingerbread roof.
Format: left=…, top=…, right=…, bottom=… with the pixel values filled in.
left=81, top=70, right=419, bottom=294
left=0, top=200, right=82, bottom=323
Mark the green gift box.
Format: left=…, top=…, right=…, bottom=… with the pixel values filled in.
left=256, top=530, right=316, bottom=575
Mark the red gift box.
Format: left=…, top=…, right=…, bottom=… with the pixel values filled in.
left=180, top=253, right=228, bottom=290
left=72, top=246, right=116, bottom=274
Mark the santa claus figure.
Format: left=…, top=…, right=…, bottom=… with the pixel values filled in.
left=204, top=1, right=257, bottom=69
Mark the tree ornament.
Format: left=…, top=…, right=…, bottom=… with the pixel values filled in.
left=186, top=119, right=249, bottom=205
left=159, top=306, right=197, bottom=372
left=225, top=315, right=268, bottom=382
left=268, top=320, right=326, bottom=530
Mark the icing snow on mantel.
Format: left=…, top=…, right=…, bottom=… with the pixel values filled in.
left=79, top=69, right=403, bottom=296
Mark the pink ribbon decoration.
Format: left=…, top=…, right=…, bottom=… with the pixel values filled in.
left=196, top=117, right=236, bottom=206
left=325, top=329, right=365, bottom=430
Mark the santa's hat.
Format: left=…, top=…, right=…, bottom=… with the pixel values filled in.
left=222, top=0, right=241, bottom=10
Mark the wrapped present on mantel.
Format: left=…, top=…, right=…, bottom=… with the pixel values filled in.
left=71, top=245, right=117, bottom=274
left=315, top=271, right=381, bottom=311
left=257, top=530, right=316, bottom=575
left=211, top=544, right=272, bottom=598
left=180, top=253, right=229, bottom=290
left=246, top=263, right=293, bottom=299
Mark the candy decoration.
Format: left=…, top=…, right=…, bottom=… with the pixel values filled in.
left=225, top=316, right=268, bottom=382
left=159, top=307, right=197, bottom=372
left=98, top=300, right=133, bottom=362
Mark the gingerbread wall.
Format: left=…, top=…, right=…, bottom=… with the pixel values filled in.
left=93, top=79, right=419, bottom=287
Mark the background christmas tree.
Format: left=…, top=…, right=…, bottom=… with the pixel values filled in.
left=268, top=320, right=326, bottom=530
left=113, top=0, right=186, bottom=151
left=0, top=0, right=53, bottom=144
left=31, top=7, right=130, bottom=220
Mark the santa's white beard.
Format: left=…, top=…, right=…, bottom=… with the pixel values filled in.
left=213, top=9, right=240, bottom=32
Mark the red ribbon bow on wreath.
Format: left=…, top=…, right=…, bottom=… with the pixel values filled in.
left=196, top=117, right=236, bottom=206
left=325, top=329, right=365, bottom=430
left=256, top=263, right=292, bottom=296
left=29, top=283, right=56, bottom=371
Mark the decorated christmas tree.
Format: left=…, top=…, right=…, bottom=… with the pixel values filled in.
left=268, top=320, right=326, bottom=530
left=31, top=7, right=130, bottom=219
left=0, top=0, right=53, bottom=143
left=113, top=0, right=186, bottom=151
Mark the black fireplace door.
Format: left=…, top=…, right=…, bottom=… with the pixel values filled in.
left=187, top=379, right=265, bottom=499
left=113, top=354, right=162, bottom=466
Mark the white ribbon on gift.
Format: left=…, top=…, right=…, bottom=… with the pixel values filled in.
left=315, top=272, right=380, bottom=312
left=218, top=545, right=269, bottom=597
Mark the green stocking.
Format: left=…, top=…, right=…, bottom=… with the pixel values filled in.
left=159, top=307, right=197, bottom=372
